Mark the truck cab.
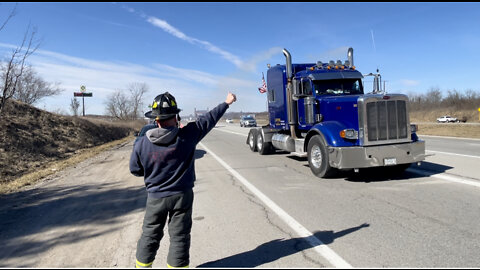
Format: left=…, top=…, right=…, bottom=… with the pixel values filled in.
left=247, top=48, right=426, bottom=178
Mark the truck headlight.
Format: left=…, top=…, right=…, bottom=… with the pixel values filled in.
left=340, top=129, right=358, bottom=140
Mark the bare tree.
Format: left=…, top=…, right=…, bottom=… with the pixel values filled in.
left=0, top=24, right=41, bottom=115
left=128, top=82, right=148, bottom=119
left=443, top=89, right=462, bottom=109
left=13, top=65, right=63, bottom=105
left=105, top=89, right=132, bottom=120
left=70, top=97, right=80, bottom=116
left=463, top=89, right=480, bottom=108
left=425, top=87, right=442, bottom=108
left=0, top=3, right=17, bottom=32
left=104, top=83, right=150, bottom=120
left=408, top=92, right=425, bottom=111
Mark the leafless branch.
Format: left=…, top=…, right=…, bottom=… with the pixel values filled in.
left=0, top=24, right=41, bottom=115
left=0, top=3, right=17, bottom=32
left=128, top=82, right=149, bottom=119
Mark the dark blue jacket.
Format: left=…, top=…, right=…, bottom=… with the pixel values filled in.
left=129, top=102, right=229, bottom=198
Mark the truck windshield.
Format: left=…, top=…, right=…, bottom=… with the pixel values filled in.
left=313, top=79, right=363, bottom=95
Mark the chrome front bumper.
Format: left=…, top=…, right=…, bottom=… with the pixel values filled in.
left=328, top=140, right=426, bottom=169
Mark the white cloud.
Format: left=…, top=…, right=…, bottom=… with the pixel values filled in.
left=147, top=17, right=189, bottom=41
left=121, top=5, right=245, bottom=70
left=146, top=16, right=244, bottom=69
left=151, top=64, right=218, bottom=86
left=239, top=47, right=284, bottom=73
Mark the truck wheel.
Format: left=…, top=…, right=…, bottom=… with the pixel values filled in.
left=257, top=131, right=273, bottom=155
left=307, top=135, right=335, bottom=178
left=247, top=129, right=258, bottom=152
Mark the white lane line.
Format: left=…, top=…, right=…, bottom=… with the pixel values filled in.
left=408, top=168, right=480, bottom=188
left=213, top=127, right=248, bottom=137
left=419, top=134, right=480, bottom=141
left=426, top=150, right=480, bottom=159
left=199, top=142, right=352, bottom=269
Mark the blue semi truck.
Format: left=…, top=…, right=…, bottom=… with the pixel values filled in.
left=246, top=48, right=425, bottom=178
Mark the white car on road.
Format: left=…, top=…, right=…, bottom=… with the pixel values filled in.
left=436, top=115, right=458, bottom=123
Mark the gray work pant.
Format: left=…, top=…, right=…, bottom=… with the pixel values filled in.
left=136, top=189, right=193, bottom=268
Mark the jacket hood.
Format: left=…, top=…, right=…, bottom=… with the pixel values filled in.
left=146, top=126, right=179, bottom=145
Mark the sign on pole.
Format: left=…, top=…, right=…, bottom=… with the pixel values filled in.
left=73, top=85, right=93, bottom=116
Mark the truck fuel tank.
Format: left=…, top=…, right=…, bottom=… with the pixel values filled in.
left=271, top=133, right=306, bottom=157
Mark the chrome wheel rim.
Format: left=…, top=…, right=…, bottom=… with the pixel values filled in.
left=257, top=135, right=263, bottom=151
left=311, top=145, right=322, bottom=168
left=249, top=134, right=254, bottom=148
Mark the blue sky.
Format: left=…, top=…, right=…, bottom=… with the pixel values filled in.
left=1, top=2, right=480, bottom=116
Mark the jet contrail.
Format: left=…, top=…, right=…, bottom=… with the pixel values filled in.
left=370, top=29, right=377, bottom=53
left=121, top=5, right=243, bottom=68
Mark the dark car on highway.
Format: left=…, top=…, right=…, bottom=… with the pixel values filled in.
left=240, top=115, right=257, bottom=127
left=134, top=123, right=157, bottom=145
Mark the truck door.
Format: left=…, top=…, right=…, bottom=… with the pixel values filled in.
left=296, top=77, right=316, bottom=128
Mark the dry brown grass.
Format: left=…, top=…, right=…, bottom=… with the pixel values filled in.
left=0, top=135, right=134, bottom=195
left=0, top=99, right=141, bottom=193
left=411, top=108, right=480, bottom=138
left=416, top=123, right=480, bottom=139
left=84, top=117, right=147, bottom=131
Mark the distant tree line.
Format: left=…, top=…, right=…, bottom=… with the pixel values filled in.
left=408, top=87, right=480, bottom=112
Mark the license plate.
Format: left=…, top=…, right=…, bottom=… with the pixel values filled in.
left=384, top=158, right=397, bottom=166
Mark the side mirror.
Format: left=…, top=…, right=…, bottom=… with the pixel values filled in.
left=293, top=78, right=313, bottom=99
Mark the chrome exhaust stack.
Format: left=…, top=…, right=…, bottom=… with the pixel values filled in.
left=347, top=47, right=354, bottom=67
left=283, top=48, right=297, bottom=139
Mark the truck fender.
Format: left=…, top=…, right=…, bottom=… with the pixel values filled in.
left=246, top=127, right=275, bottom=145
left=304, top=121, right=347, bottom=151
left=304, top=129, right=327, bottom=153
left=259, top=126, right=277, bottom=143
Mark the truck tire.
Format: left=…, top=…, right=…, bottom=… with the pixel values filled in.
left=257, top=131, right=273, bottom=155
left=247, top=129, right=258, bottom=152
left=307, top=135, right=335, bottom=178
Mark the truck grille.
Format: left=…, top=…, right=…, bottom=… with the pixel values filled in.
left=365, top=99, right=408, bottom=142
